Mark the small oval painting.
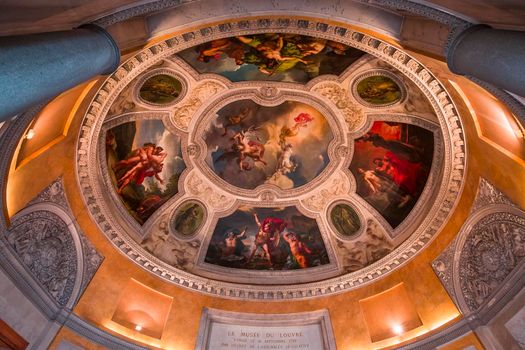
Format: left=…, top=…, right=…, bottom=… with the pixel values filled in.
left=139, top=74, right=182, bottom=104
left=330, top=203, right=361, bottom=237
left=356, top=75, right=402, bottom=106
left=172, top=202, right=205, bottom=237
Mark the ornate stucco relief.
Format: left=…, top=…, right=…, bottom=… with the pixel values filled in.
left=5, top=179, right=103, bottom=308
left=433, top=179, right=525, bottom=314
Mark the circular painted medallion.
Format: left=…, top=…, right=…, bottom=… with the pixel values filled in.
left=355, top=74, right=402, bottom=106
left=329, top=203, right=361, bottom=238
left=139, top=74, right=183, bottom=105
left=171, top=201, right=206, bottom=238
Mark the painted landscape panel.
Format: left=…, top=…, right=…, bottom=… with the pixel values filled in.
left=356, top=75, right=402, bottom=105
left=178, top=33, right=366, bottom=83
left=349, top=121, right=434, bottom=228
left=205, top=206, right=329, bottom=270
left=204, top=100, right=333, bottom=190
left=105, top=120, right=186, bottom=224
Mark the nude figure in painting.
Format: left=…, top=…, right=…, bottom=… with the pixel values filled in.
left=283, top=231, right=312, bottom=268
left=217, top=130, right=267, bottom=171
left=222, top=227, right=247, bottom=258
left=113, top=143, right=155, bottom=172
left=247, top=214, right=287, bottom=267
left=117, top=146, right=167, bottom=193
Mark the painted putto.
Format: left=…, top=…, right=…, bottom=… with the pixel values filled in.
left=179, top=33, right=365, bottom=83
left=205, top=206, right=329, bottom=270
left=203, top=100, right=333, bottom=190
left=349, top=121, right=434, bottom=228
left=105, top=120, right=186, bottom=224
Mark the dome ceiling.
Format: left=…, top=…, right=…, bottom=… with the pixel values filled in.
left=76, top=18, right=466, bottom=299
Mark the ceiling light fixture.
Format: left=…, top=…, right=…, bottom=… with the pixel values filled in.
left=135, top=324, right=143, bottom=332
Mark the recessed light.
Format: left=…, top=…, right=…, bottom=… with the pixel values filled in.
left=392, top=324, right=403, bottom=335
left=135, top=324, right=142, bottom=331
left=25, top=129, right=35, bottom=140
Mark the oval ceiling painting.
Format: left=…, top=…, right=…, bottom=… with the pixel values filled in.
left=179, top=33, right=365, bottom=83
left=171, top=201, right=206, bottom=237
left=203, top=99, right=333, bottom=190
left=355, top=75, right=402, bottom=106
left=79, top=18, right=462, bottom=298
left=329, top=203, right=361, bottom=238
left=139, top=74, right=183, bottom=104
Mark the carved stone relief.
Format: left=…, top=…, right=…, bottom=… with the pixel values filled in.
left=310, top=82, right=366, bottom=131
left=301, top=174, right=351, bottom=213
left=459, top=212, right=525, bottom=311
left=5, top=179, right=103, bottom=308
left=433, top=179, right=525, bottom=314
left=7, top=210, right=77, bottom=306
left=334, top=219, right=393, bottom=273
left=171, top=81, right=226, bottom=130
left=141, top=213, right=201, bottom=271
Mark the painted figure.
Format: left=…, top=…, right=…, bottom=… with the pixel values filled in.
left=350, top=121, right=433, bottom=228
left=174, top=203, right=203, bottom=236
left=116, top=145, right=167, bottom=193
left=279, top=112, right=313, bottom=148
left=283, top=231, right=312, bottom=268
left=217, top=130, right=267, bottom=171
left=222, top=227, right=247, bottom=258
left=222, top=107, right=252, bottom=135
left=331, top=204, right=360, bottom=236
left=247, top=213, right=287, bottom=267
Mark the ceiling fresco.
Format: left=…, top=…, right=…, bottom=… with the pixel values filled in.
left=204, top=99, right=333, bottom=190
left=105, top=119, right=186, bottom=224
left=205, top=205, right=329, bottom=271
left=76, top=19, right=466, bottom=299
left=178, top=33, right=366, bottom=83
left=349, top=121, right=434, bottom=228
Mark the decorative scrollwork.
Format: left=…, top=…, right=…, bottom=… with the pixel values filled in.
left=311, top=82, right=365, bottom=131
left=459, top=212, right=525, bottom=311
left=186, top=173, right=235, bottom=210
left=302, top=174, right=350, bottom=212
left=171, top=81, right=226, bottom=130
left=7, top=211, right=77, bottom=306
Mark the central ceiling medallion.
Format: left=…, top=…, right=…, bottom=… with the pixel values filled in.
left=76, top=18, right=466, bottom=299
left=203, top=99, right=333, bottom=190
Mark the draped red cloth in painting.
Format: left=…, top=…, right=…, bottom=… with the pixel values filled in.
left=384, top=151, right=422, bottom=195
